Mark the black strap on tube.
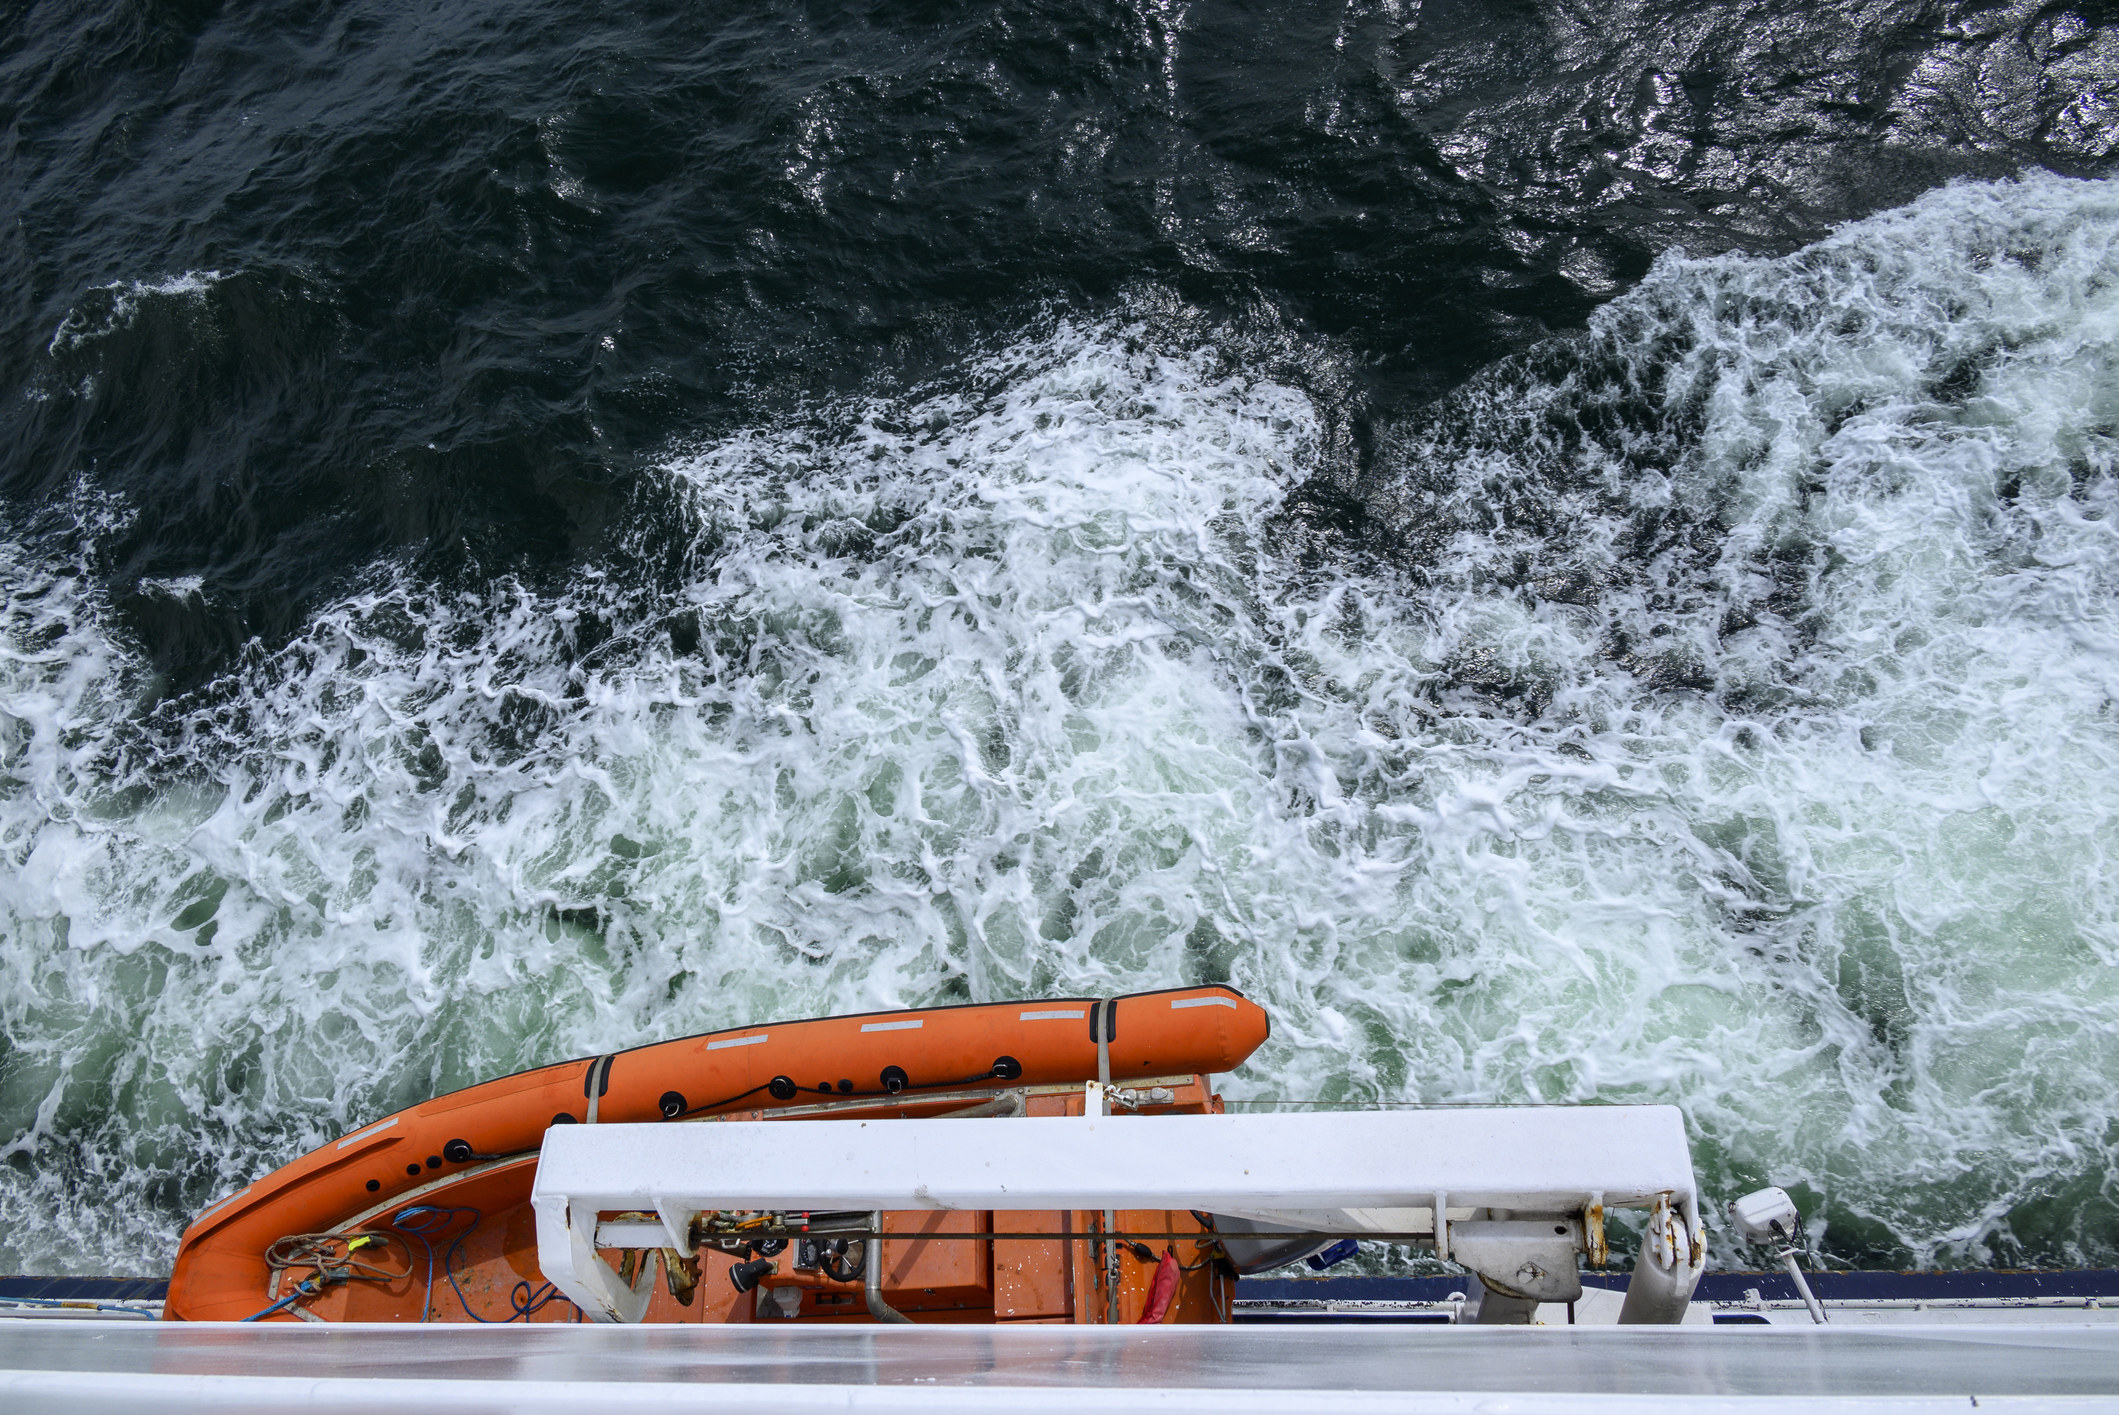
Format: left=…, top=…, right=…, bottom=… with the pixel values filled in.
left=583, top=1054, right=616, bottom=1124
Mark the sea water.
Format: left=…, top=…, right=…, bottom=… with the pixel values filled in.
left=4, top=172, right=2118, bottom=1273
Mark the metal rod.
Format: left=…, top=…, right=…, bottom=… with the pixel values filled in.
left=863, top=1211, right=912, bottom=1324
left=1780, top=1250, right=1828, bottom=1324
left=935, top=1092, right=1027, bottom=1120
left=1103, top=1209, right=1119, bottom=1324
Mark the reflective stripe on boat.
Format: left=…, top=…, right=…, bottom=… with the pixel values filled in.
left=706, top=1034, right=768, bottom=1050
left=860, top=1019, right=924, bottom=1032
left=194, top=1185, right=251, bottom=1220
left=1019, top=1009, right=1085, bottom=1020
left=1170, top=996, right=1237, bottom=1010
left=335, top=1118, right=399, bottom=1149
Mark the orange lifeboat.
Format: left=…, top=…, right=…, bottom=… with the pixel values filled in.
left=168, top=984, right=1269, bottom=1324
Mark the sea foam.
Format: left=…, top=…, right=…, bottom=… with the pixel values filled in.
left=3, top=174, right=2118, bottom=1273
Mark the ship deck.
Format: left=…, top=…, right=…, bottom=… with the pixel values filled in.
left=0, top=1316, right=2115, bottom=1412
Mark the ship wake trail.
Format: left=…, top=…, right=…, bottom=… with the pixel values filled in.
left=3, top=175, right=2119, bottom=1275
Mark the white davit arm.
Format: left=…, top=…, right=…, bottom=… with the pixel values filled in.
left=529, top=1103, right=1704, bottom=1323
left=531, top=1181, right=665, bottom=1323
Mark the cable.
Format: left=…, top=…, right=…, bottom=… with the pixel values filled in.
left=1768, top=1212, right=1828, bottom=1325
left=1175, top=1247, right=1224, bottom=1273
left=673, top=1067, right=1018, bottom=1121
left=672, top=1081, right=781, bottom=1119
left=393, top=1204, right=584, bottom=1323
left=255, top=1212, right=573, bottom=1325
left=509, top=1280, right=573, bottom=1320
left=241, top=1286, right=311, bottom=1322
left=392, top=1205, right=479, bottom=1322
left=443, top=1208, right=512, bottom=1324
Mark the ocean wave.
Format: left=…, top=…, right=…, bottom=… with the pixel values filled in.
left=3, top=175, right=2118, bottom=1273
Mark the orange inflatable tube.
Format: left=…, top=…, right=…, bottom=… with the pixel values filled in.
left=167, top=984, right=1268, bottom=1321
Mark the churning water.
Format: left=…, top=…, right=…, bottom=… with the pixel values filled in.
left=5, top=0, right=2119, bottom=1277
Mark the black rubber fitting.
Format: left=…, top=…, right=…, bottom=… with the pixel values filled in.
left=659, top=1090, right=687, bottom=1119
left=767, top=1075, right=798, bottom=1101
left=881, top=1065, right=909, bottom=1094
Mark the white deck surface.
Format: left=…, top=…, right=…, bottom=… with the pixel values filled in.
left=0, top=1318, right=2114, bottom=1412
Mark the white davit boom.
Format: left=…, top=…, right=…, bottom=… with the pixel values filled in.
left=532, top=1102, right=1705, bottom=1323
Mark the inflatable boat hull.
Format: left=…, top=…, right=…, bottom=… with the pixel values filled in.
left=168, top=985, right=1267, bottom=1322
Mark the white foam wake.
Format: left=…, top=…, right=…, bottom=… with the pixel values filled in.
left=44, top=271, right=229, bottom=356
left=4, top=174, right=2118, bottom=1274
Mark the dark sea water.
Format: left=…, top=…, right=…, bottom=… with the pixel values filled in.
left=4, top=0, right=2119, bottom=1276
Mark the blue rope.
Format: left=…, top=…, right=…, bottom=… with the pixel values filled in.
left=390, top=1205, right=477, bottom=1322
left=240, top=1285, right=312, bottom=1322
left=392, top=1204, right=580, bottom=1322
left=440, top=1207, right=505, bottom=1324
left=387, top=1205, right=594, bottom=1323
left=510, top=1279, right=569, bottom=1320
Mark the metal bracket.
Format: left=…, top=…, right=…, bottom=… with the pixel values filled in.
left=532, top=1191, right=662, bottom=1323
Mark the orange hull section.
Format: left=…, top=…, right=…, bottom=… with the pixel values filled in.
left=168, top=985, right=1267, bottom=1322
